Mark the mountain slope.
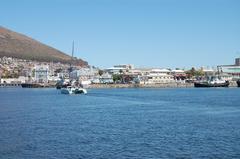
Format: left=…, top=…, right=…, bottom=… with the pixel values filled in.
left=0, top=26, right=88, bottom=66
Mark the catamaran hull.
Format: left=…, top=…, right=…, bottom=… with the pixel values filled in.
left=61, top=89, right=71, bottom=94
left=61, top=88, right=87, bottom=94
left=74, top=89, right=87, bottom=94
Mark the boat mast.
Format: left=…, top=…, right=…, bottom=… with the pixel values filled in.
left=72, top=41, right=74, bottom=61
left=69, top=41, right=74, bottom=79
left=70, top=41, right=74, bottom=68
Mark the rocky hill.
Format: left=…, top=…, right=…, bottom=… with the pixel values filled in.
left=0, top=26, right=88, bottom=66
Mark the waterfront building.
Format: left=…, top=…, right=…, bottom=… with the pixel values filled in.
left=217, top=58, right=240, bottom=80
left=127, top=69, right=144, bottom=76
left=1, top=78, right=19, bottom=84
left=91, top=73, right=114, bottom=84
left=113, top=64, right=134, bottom=70
left=20, top=68, right=32, bottom=77
left=138, top=68, right=174, bottom=84
left=34, top=65, right=49, bottom=83
left=172, top=69, right=186, bottom=82
left=105, top=64, right=134, bottom=75
left=70, top=67, right=97, bottom=81
left=99, top=73, right=114, bottom=84
left=48, top=76, right=61, bottom=82
left=202, top=68, right=215, bottom=76
left=57, top=72, right=69, bottom=79
left=219, top=73, right=233, bottom=81
left=91, top=77, right=100, bottom=84
left=150, top=68, right=171, bottom=75
left=0, top=76, right=28, bottom=84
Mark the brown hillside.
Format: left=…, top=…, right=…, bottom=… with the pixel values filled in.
left=0, top=26, right=88, bottom=66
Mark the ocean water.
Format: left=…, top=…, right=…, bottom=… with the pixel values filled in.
left=0, top=88, right=240, bottom=159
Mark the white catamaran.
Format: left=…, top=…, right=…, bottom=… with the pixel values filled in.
left=61, top=41, right=87, bottom=95
left=61, top=86, right=87, bottom=94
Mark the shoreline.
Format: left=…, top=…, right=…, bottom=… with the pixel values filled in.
left=88, top=81, right=238, bottom=89
left=88, top=83, right=194, bottom=89
left=0, top=81, right=238, bottom=89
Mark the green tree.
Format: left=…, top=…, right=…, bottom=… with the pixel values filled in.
left=98, top=69, right=104, bottom=76
left=112, top=74, right=121, bottom=83
left=186, top=67, right=204, bottom=78
left=119, top=69, right=123, bottom=74
left=195, top=69, right=204, bottom=77
left=186, top=67, right=196, bottom=78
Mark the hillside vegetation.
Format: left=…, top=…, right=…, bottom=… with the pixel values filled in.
left=0, top=26, right=88, bottom=66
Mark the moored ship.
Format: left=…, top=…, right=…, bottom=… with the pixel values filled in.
left=21, top=83, right=44, bottom=88
left=237, top=80, right=240, bottom=87
left=194, top=77, right=229, bottom=88
left=56, top=80, right=71, bottom=89
left=59, top=41, right=87, bottom=95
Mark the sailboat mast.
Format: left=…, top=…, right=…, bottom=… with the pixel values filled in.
left=71, top=41, right=74, bottom=67
left=69, top=41, right=74, bottom=79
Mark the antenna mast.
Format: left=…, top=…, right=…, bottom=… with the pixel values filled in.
left=72, top=41, right=74, bottom=59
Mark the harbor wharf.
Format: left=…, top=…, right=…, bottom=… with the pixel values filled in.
left=0, top=83, right=21, bottom=87
left=88, top=83, right=194, bottom=89
left=0, top=81, right=237, bottom=89
left=88, top=81, right=238, bottom=89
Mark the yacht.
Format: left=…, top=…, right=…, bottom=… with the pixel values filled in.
left=60, top=42, right=88, bottom=95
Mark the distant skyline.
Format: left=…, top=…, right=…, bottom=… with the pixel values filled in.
left=1, top=0, right=240, bottom=69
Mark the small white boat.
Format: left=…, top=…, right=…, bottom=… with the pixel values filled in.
left=61, top=86, right=87, bottom=94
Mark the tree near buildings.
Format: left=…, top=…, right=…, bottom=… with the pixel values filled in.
left=186, top=67, right=204, bottom=79
left=112, top=74, right=121, bottom=83
left=119, top=69, right=123, bottom=74
left=195, top=69, right=204, bottom=77
left=186, top=67, right=195, bottom=78
left=98, top=69, right=104, bottom=76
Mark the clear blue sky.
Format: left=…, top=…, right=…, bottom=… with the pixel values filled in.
left=1, top=0, right=240, bottom=69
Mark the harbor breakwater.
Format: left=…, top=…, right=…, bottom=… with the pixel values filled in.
left=88, top=83, right=194, bottom=89
left=88, top=81, right=238, bottom=89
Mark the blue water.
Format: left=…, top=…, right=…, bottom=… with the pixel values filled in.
left=0, top=88, right=240, bottom=159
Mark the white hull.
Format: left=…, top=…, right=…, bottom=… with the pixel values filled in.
left=61, top=87, right=87, bottom=95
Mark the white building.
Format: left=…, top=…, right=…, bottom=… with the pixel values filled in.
left=48, top=76, right=61, bottom=82
left=99, top=73, right=113, bottom=84
left=217, top=58, right=240, bottom=80
left=138, top=68, right=174, bottom=84
left=105, top=64, right=134, bottom=74
left=0, top=76, right=28, bottom=84
left=34, top=65, right=49, bottom=83
left=202, top=68, right=215, bottom=76
left=70, top=67, right=97, bottom=80
left=172, top=69, right=186, bottom=82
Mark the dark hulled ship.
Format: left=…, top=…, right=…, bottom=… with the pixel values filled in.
left=237, top=80, right=240, bottom=87
left=194, top=77, right=229, bottom=88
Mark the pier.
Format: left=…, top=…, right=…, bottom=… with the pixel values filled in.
left=0, top=83, right=21, bottom=87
